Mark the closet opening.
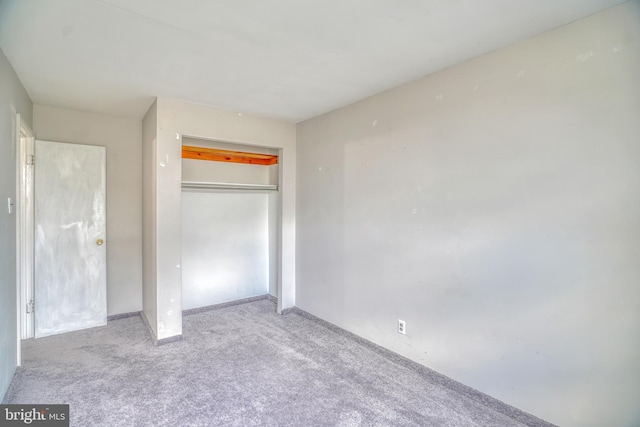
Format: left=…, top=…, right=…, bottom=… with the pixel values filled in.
left=180, top=137, right=280, bottom=311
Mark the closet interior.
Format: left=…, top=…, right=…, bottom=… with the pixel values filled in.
left=181, top=137, right=279, bottom=310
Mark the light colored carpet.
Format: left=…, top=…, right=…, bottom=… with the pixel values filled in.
left=4, top=300, right=551, bottom=426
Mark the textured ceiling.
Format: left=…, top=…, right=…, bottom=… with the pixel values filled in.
left=0, top=0, right=627, bottom=122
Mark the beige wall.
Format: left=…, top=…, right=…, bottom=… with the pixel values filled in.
left=296, top=3, right=640, bottom=427
left=33, top=105, right=143, bottom=316
left=0, top=47, right=33, bottom=401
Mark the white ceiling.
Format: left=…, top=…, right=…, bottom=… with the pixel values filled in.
left=0, top=0, right=627, bottom=122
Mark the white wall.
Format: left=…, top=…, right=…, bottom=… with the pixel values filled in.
left=142, top=100, right=157, bottom=335
left=182, top=191, right=270, bottom=309
left=33, top=105, right=143, bottom=316
left=296, top=3, right=640, bottom=427
left=268, top=190, right=279, bottom=297
left=0, top=47, right=32, bottom=400
left=182, top=159, right=270, bottom=185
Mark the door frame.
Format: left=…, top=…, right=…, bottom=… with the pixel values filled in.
left=16, top=114, right=35, bottom=366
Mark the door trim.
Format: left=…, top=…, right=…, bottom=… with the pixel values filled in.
left=16, top=114, right=35, bottom=366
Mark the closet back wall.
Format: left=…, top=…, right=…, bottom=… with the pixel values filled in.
left=181, top=191, right=269, bottom=309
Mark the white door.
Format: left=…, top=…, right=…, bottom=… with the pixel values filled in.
left=34, top=140, right=107, bottom=337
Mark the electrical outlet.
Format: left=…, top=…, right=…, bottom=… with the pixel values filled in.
left=398, top=319, right=406, bottom=335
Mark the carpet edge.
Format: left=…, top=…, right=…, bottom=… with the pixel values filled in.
left=289, top=307, right=558, bottom=427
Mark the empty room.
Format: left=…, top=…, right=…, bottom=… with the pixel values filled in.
left=1, top=1, right=639, bottom=426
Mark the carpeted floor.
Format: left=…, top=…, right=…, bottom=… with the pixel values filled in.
left=4, top=300, right=551, bottom=426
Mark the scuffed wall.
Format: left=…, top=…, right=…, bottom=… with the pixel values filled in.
left=296, top=3, right=640, bottom=426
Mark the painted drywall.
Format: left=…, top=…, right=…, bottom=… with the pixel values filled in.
left=296, top=3, right=640, bottom=427
left=142, top=99, right=158, bottom=336
left=182, top=191, right=270, bottom=309
left=33, top=105, right=143, bottom=316
left=0, top=47, right=32, bottom=400
left=142, top=98, right=184, bottom=340
left=268, top=191, right=279, bottom=297
left=146, top=97, right=295, bottom=340
left=182, top=159, right=270, bottom=185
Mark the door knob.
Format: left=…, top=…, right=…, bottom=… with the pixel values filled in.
left=96, top=238, right=104, bottom=246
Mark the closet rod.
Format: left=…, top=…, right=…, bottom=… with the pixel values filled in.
left=181, top=181, right=278, bottom=191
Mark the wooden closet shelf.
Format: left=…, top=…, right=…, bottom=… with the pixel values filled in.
left=182, top=145, right=278, bottom=165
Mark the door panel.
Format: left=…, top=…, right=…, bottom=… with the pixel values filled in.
left=34, top=140, right=107, bottom=337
